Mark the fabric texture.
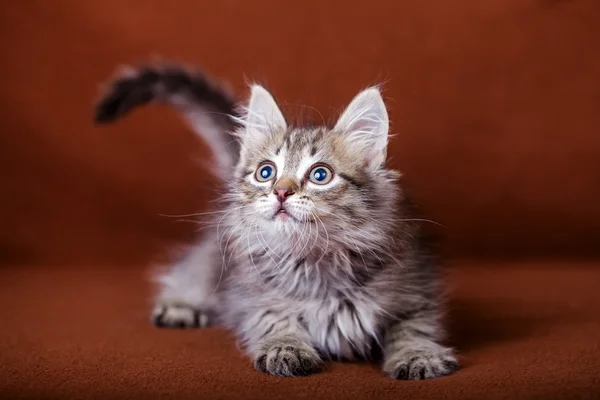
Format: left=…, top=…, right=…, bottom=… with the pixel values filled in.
left=1, top=1, right=599, bottom=399
left=1, top=262, right=599, bottom=400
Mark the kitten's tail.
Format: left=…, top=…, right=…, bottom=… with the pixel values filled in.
left=94, top=64, right=241, bottom=172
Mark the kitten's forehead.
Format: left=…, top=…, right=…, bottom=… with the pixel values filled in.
left=283, top=127, right=327, bottom=154
left=269, top=127, right=330, bottom=175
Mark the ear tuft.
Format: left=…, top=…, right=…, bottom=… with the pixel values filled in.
left=243, top=84, right=286, bottom=133
left=334, top=87, right=389, bottom=169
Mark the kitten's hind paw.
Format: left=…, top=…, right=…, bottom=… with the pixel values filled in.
left=384, top=346, right=458, bottom=380
left=151, top=304, right=213, bottom=329
left=254, top=339, right=323, bottom=377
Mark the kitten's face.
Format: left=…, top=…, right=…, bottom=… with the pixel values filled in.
left=228, top=85, right=399, bottom=253
left=237, top=128, right=371, bottom=229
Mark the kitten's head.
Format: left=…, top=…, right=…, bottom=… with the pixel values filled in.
left=228, top=85, right=402, bottom=255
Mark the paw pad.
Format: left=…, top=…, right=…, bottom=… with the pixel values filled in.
left=152, top=305, right=212, bottom=329
left=386, top=349, right=459, bottom=380
left=255, top=343, right=322, bottom=377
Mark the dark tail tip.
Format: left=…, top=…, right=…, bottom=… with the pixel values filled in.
left=93, top=68, right=158, bottom=125
left=93, top=85, right=154, bottom=125
left=94, top=96, right=121, bottom=124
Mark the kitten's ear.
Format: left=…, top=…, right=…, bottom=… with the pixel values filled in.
left=242, top=85, right=287, bottom=142
left=334, top=87, right=389, bottom=170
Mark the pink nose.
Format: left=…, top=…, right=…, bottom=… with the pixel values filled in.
left=275, top=188, right=293, bottom=203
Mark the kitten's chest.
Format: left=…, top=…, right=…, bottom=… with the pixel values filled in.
left=300, top=294, right=382, bottom=360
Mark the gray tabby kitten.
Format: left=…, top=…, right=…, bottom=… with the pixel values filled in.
left=95, top=64, right=458, bottom=380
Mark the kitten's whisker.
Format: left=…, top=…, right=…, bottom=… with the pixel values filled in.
left=306, top=212, right=319, bottom=280
left=223, top=218, right=245, bottom=268
left=294, top=212, right=312, bottom=262
left=255, top=224, right=281, bottom=270
left=282, top=211, right=312, bottom=264
left=214, top=216, right=248, bottom=295
left=281, top=102, right=326, bottom=126
left=246, top=224, right=264, bottom=284
left=398, top=218, right=446, bottom=228
left=312, top=213, right=330, bottom=268
left=160, top=204, right=251, bottom=218
left=216, top=208, right=241, bottom=259
left=171, top=218, right=206, bottom=224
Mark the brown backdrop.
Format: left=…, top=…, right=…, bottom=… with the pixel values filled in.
left=2, top=1, right=600, bottom=399
left=2, top=0, right=600, bottom=266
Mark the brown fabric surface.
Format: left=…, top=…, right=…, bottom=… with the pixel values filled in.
left=1, top=261, right=599, bottom=400
left=2, top=1, right=600, bottom=400
left=2, top=1, right=600, bottom=263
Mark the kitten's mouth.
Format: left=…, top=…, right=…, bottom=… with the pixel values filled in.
left=274, top=207, right=291, bottom=221
left=275, top=207, right=288, bottom=216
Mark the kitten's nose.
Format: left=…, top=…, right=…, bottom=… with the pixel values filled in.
left=275, top=188, right=294, bottom=203
left=273, top=177, right=298, bottom=203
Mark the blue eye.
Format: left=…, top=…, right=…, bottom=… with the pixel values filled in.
left=309, top=165, right=333, bottom=185
left=255, top=162, right=276, bottom=182
left=261, top=167, right=272, bottom=178
left=314, top=168, right=327, bottom=181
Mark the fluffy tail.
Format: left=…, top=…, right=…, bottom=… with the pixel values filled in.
left=94, top=64, right=241, bottom=172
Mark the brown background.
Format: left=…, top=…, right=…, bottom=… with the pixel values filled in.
left=1, top=1, right=600, bottom=399
left=2, top=0, right=600, bottom=265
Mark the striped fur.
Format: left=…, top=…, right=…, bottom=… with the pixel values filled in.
left=95, top=64, right=458, bottom=379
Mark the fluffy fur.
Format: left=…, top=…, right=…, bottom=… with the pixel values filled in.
left=95, top=63, right=458, bottom=380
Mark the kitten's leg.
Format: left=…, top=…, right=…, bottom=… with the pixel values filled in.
left=240, top=310, right=322, bottom=377
left=151, top=237, right=221, bottom=329
left=382, top=306, right=459, bottom=380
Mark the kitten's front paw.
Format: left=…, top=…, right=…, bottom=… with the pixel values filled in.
left=384, top=346, right=458, bottom=380
left=151, top=304, right=213, bottom=329
left=254, top=340, right=323, bottom=377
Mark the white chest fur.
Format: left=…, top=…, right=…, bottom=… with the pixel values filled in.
left=227, top=240, right=386, bottom=359
left=299, top=294, right=381, bottom=360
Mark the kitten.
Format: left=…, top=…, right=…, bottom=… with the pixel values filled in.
left=95, top=63, right=459, bottom=380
